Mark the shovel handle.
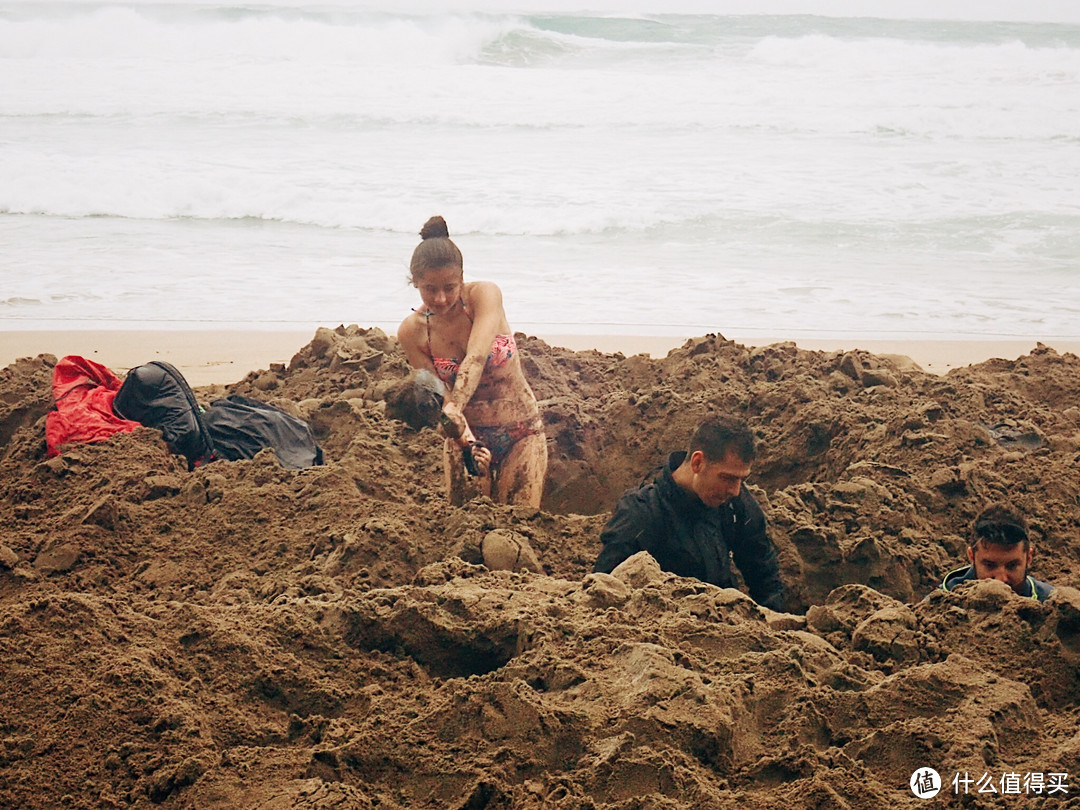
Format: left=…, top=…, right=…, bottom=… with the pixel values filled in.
left=440, top=413, right=485, bottom=477
left=462, top=442, right=482, bottom=477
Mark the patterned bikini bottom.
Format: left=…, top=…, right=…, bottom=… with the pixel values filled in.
left=471, top=417, right=545, bottom=470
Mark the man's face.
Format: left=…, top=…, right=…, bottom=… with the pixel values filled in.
left=690, top=449, right=751, bottom=509
left=967, top=540, right=1034, bottom=595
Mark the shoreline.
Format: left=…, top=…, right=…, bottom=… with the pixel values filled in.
left=2, top=329, right=1077, bottom=388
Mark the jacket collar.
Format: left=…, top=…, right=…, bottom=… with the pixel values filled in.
left=941, top=564, right=1040, bottom=600
left=660, top=451, right=722, bottom=514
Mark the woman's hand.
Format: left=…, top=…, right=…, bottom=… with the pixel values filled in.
left=470, top=443, right=492, bottom=476
left=441, top=401, right=468, bottom=441
left=441, top=400, right=491, bottom=477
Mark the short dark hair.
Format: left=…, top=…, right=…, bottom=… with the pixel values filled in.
left=970, top=503, right=1029, bottom=550
left=688, top=415, right=756, bottom=464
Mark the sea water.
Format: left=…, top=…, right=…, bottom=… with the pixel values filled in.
left=1, top=1, right=1078, bottom=341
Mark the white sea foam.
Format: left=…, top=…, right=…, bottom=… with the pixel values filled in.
left=1, top=3, right=1078, bottom=339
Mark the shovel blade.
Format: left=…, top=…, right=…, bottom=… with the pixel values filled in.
left=384, top=369, right=446, bottom=430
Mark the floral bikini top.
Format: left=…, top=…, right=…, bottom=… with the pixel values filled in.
left=421, top=303, right=517, bottom=388
left=430, top=333, right=517, bottom=388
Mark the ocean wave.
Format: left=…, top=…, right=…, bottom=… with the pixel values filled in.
left=8, top=6, right=1073, bottom=68
left=0, top=6, right=722, bottom=72
left=4, top=206, right=1077, bottom=254
left=749, top=30, right=1080, bottom=75
left=0, top=5, right=518, bottom=65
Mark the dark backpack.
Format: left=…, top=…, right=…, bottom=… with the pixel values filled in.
left=113, top=360, right=215, bottom=468
left=204, top=395, right=323, bottom=470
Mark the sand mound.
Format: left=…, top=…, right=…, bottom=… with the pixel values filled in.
left=1, top=327, right=1078, bottom=808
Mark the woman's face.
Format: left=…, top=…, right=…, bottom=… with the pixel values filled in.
left=415, top=265, right=464, bottom=316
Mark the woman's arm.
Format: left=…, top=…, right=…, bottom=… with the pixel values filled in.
left=397, top=314, right=439, bottom=375
left=399, top=313, right=491, bottom=476
left=445, top=281, right=505, bottom=413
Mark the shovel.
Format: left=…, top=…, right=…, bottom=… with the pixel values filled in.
left=438, top=411, right=483, bottom=477
left=384, top=369, right=484, bottom=476
left=384, top=369, right=445, bottom=430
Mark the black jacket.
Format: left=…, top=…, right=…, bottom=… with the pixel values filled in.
left=594, top=452, right=784, bottom=611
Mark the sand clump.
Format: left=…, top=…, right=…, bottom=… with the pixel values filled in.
left=1, top=327, right=1079, bottom=808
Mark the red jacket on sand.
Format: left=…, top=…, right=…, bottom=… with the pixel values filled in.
left=45, top=356, right=141, bottom=457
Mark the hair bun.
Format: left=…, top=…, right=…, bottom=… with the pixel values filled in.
left=419, top=216, right=450, bottom=240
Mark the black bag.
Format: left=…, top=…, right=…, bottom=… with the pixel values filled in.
left=113, top=360, right=215, bottom=468
left=204, top=395, right=323, bottom=470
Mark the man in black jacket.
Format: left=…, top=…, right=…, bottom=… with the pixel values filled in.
left=593, top=414, right=784, bottom=611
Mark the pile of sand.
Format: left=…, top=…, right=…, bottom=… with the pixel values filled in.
left=1, top=326, right=1078, bottom=808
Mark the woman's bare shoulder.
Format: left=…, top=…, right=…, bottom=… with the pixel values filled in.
left=397, top=310, right=426, bottom=344
left=465, top=280, right=504, bottom=308
left=467, top=279, right=501, bottom=293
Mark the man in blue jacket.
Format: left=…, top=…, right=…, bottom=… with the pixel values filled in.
left=593, top=414, right=784, bottom=611
left=938, top=503, right=1053, bottom=602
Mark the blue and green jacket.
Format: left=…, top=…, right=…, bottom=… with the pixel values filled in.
left=940, top=565, right=1053, bottom=602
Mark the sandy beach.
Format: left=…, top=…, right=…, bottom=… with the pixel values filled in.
left=2, top=325, right=1080, bottom=808
left=3, top=328, right=1077, bottom=387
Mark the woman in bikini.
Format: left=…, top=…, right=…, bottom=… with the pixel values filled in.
left=397, top=215, right=548, bottom=507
